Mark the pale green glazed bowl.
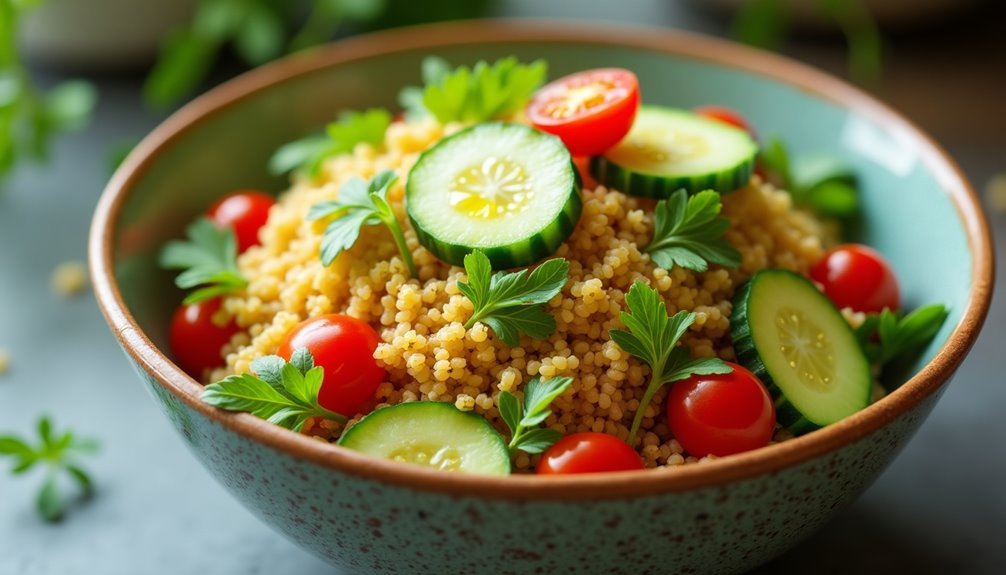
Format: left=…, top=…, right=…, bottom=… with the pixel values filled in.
left=89, top=21, right=993, bottom=575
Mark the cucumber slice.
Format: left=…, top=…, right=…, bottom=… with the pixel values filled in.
left=338, top=401, right=511, bottom=475
left=590, top=106, right=757, bottom=197
left=406, top=122, right=581, bottom=269
left=731, top=269, right=871, bottom=434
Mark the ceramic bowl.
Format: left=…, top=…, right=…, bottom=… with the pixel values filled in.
left=89, top=21, right=993, bottom=575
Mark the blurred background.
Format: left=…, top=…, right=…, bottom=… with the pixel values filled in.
left=1, top=0, right=1003, bottom=573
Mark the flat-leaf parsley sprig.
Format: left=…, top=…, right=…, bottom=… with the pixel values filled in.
left=399, top=56, right=547, bottom=124
left=610, top=281, right=733, bottom=445
left=457, top=250, right=569, bottom=347
left=644, top=189, right=741, bottom=273
left=855, top=304, right=949, bottom=368
left=269, top=108, right=391, bottom=178
left=202, top=348, right=347, bottom=431
left=160, top=217, right=248, bottom=304
left=307, top=169, right=417, bottom=278
left=0, top=417, right=100, bottom=522
left=498, top=375, right=573, bottom=456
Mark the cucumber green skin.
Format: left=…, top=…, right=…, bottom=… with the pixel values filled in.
left=731, top=270, right=872, bottom=435
left=407, top=160, right=583, bottom=270
left=337, top=401, right=511, bottom=475
left=589, top=153, right=754, bottom=198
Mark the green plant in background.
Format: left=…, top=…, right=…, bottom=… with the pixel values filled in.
left=0, top=0, right=97, bottom=187
left=732, top=0, right=883, bottom=84
left=0, top=417, right=100, bottom=521
left=145, top=0, right=495, bottom=108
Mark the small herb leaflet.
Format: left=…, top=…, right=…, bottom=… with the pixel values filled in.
left=457, top=250, right=568, bottom=347
left=0, top=417, right=100, bottom=522
left=609, top=280, right=733, bottom=445
left=269, top=108, right=391, bottom=178
left=160, top=217, right=248, bottom=304
left=307, top=169, right=417, bottom=278
left=498, top=375, right=573, bottom=456
left=645, top=189, right=741, bottom=273
left=202, top=348, right=347, bottom=431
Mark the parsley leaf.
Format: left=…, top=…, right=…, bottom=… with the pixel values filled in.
left=270, top=108, right=391, bottom=178
left=0, top=417, right=100, bottom=522
left=610, top=281, right=733, bottom=444
left=644, top=189, right=741, bottom=272
left=761, top=138, right=860, bottom=218
left=498, top=375, right=573, bottom=455
left=855, top=304, right=949, bottom=367
left=400, top=56, right=547, bottom=124
left=202, top=349, right=347, bottom=431
left=307, top=169, right=416, bottom=278
left=159, top=217, right=249, bottom=304
left=457, top=250, right=568, bottom=346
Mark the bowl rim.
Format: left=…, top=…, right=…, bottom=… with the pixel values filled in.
left=89, top=19, right=994, bottom=500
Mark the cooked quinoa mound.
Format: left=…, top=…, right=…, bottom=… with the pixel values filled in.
left=215, top=118, right=829, bottom=470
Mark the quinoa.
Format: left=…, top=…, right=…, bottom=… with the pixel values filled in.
left=215, top=118, right=830, bottom=470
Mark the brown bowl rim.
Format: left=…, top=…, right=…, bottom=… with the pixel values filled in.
left=89, top=20, right=994, bottom=501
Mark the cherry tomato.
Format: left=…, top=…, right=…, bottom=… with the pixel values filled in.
left=277, top=314, right=385, bottom=417
left=694, top=105, right=757, bottom=139
left=537, top=432, right=644, bottom=475
left=809, top=244, right=900, bottom=313
left=666, top=362, right=775, bottom=458
left=526, top=68, right=640, bottom=157
left=572, top=156, right=599, bottom=190
left=169, top=298, right=239, bottom=378
left=206, top=190, right=275, bottom=253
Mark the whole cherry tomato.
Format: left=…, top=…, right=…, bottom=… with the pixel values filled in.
left=537, top=431, right=644, bottom=474
left=809, top=244, right=901, bottom=313
left=207, top=190, right=275, bottom=253
left=277, top=314, right=385, bottom=417
left=666, top=362, right=775, bottom=458
left=526, top=68, right=640, bottom=157
left=169, top=298, right=239, bottom=378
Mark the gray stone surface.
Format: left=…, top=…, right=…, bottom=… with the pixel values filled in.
left=1, top=1, right=1003, bottom=574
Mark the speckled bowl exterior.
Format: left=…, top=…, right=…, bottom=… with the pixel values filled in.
left=90, top=22, right=993, bottom=575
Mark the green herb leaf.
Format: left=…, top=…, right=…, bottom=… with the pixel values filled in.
left=763, top=139, right=862, bottom=218
left=499, top=375, right=573, bottom=456
left=858, top=304, right=949, bottom=367
left=645, top=189, right=741, bottom=273
left=249, top=355, right=286, bottom=387
left=202, top=350, right=347, bottom=431
left=44, top=81, right=98, bottom=131
left=0, top=417, right=100, bottom=521
left=271, top=109, right=391, bottom=177
left=459, top=251, right=568, bottom=346
left=307, top=170, right=416, bottom=277
left=401, top=56, right=547, bottom=124
left=760, top=137, right=794, bottom=192
left=159, top=217, right=248, bottom=304
left=610, top=281, right=732, bottom=444
left=731, top=0, right=788, bottom=49
left=233, top=3, right=286, bottom=66
left=37, top=476, right=64, bottom=522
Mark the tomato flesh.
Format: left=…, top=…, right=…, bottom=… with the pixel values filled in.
left=809, top=244, right=900, bottom=313
left=207, top=190, right=275, bottom=253
left=527, top=68, right=640, bottom=157
left=666, top=362, right=775, bottom=458
left=277, top=314, right=385, bottom=417
left=537, top=431, right=644, bottom=474
left=169, top=298, right=239, bottom=378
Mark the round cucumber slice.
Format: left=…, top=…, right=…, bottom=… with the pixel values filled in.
left=406, top=122, right=582, bottom=269
left=338, top=401, right=511, bottom=475
left=590, top=106, right=757, bottom=197
left=731, top=269, right=871, bottom=434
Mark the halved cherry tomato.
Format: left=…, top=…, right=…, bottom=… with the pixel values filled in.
left=277, top=314, right=385, bottom=417
left=207, top=190, right=275, bottom=253
left=526, top=68, right=640, bottom=157
left=537, top=431, right=644, bottom=474
left=169, top=298, right=239, bottom=378
left=666, top=362, right=775, bottom=458
left=809, top=244, right=900, bottom=313
left=694, top=105, right=756, bottom=139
